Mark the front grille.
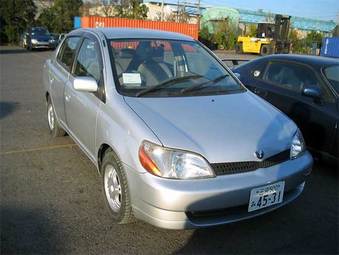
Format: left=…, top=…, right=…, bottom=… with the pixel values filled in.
left=211, top=149, right=290, bottom=176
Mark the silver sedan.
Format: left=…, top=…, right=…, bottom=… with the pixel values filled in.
left=43, top=28, right=313, bottom=229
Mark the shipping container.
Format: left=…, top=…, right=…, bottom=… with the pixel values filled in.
left=320, top=37, right=339, bottom=58
left=77, top=16, right=198, bottom=39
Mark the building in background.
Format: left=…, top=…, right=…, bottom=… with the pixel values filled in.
left=81, top=0, right=337, bottom=37
left=143, top=1, right=202, bottom=23
left=202, top=7, right=336, bottom=38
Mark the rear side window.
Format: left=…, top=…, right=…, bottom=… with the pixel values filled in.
left=263, top=62, right=319, bottom=93
left=57, top=37, right=81, bottom=71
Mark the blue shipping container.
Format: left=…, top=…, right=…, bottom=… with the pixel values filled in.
left=74, top=16, right=81, bottom=29
left=320, top=37, right=339, bottom=58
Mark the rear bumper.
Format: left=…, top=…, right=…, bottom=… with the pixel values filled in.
left=125, top=151, right=313, bottom=229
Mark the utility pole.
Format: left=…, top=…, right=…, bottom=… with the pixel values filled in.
left=177, top=0, right=179, bottom=22
left=197, top=0, right=200, bottom=30
left=161, top=0, right=164, bottom=21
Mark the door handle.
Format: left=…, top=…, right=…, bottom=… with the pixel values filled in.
left=65, top=94, right=71, bottom=102
left=253, top=88, right=268, bottom=97
left=253, top=88, right=261, bottom=94
left=48, top=71, right=55, bottom=83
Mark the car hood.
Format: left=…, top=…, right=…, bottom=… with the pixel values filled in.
left=124, top=92, right=296, bottom=163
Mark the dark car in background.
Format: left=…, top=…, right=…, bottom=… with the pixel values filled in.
left=233, top=55, right=339, bottom=164
left=21, top=27, right=56, bottom=50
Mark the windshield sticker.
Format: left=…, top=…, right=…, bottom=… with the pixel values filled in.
left=122, top=73, right=142, bottom=85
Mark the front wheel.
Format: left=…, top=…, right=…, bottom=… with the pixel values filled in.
left=47, top=98, right=65, bottom=137
left=260, top=45, right=272, bottom=56
left=102, top=150, right=135, bottom=224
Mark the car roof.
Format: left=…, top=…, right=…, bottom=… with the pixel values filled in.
left=72, top=27, right=195, bottom=41
left=260, top=54, right=339, bottom=68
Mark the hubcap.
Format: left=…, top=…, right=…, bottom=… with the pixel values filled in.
left=47, top=104, right=55, bottom=130
left=104, top=165, right=122, bottom=212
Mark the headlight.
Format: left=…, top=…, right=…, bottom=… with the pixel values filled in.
left=290, top=129, right=305, bottom=159
left=139, top=141, right=215, bottom=179
left=31, top=39, right=38, bottom=44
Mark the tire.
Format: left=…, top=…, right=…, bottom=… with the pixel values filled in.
left=235, top=43, right=243, bottom=54
left=102, top=150, right=135, bottom=224
left=260, top=45, right=272, bottom=56
left=47, top=97, right=65, bottom=137
left=27, top=42, right=33, bottom=51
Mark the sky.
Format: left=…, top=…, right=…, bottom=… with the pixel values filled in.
left=158, top=0, right=339, bottom=21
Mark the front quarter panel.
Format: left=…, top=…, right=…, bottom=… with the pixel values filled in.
left=95, top=94, right=161, bottom=173
left=42, top=59, right=51, bottom=96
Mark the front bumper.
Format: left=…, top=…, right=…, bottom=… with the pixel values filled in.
left=31, top=42, right=53, bottom=49
left=125, top=151, right=313, bottom=229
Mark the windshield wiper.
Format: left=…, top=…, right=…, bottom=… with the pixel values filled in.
left=135, top=74, right=203, bottom=97
left=180, top=74, right=229, bottom=94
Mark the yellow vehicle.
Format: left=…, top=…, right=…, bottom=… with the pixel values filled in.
left=236, top=15, right=291, bottom=55
left=236, top=35, right=273, bottom=55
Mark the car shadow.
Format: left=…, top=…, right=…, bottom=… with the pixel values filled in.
left=173, top=162, right=338, bottom=254
left=0, top=102, right=19, bottom=119
left=0, top=48, right=28, bottom=54
left=1, top=206, right=66, bottom=254
left=0, top=48, right=53, bottom=54
left=174, top=108, right=337, bottom=254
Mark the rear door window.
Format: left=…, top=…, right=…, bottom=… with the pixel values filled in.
left=57, top=36, right=81, bottom=71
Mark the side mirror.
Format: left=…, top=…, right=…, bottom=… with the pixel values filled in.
left=302, top=86, right=321, bottom=100
left=73, top=77, right=98, bottom=92
left=234, top=72, right=241, bottom=79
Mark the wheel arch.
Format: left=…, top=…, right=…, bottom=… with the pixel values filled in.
left=97, top=143, right=120, bottom=174
left=45, top=91, right=50, bottom=102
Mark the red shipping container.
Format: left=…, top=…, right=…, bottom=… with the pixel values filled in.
left=81, top=16, right=199, bottom=39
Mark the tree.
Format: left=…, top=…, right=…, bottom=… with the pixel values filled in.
left=80, top=2, right=94, bottom=16
left=0, top=15, right=8, bottom=44
left=213, top=20, right=237, bottom=50
left=115, top=0, right=148, bottom=20
left=289, top=30, right=323, bottom=54
left=37, top=0, right=82, bottom=33
left=0, top=0, right=37, bottom=43
left=37, top=7, right=56, bottom=32
left=52, top=0, right=82, bottom=33
left=305, top=31, right=323, bottom=48
left=333, top=25, right=339, bottom=37
left=101, top=4, right=115, bottom=17
left=289, top=29, right=307, bottom=54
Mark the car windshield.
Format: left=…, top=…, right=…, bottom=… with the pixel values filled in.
left=108, top=39, right=244, bottom=97
left=31, top=27, right=49, bottom=36
left=324, top=65, right=339, bottom=94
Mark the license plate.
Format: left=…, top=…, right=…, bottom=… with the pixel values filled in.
left=248, top=181, right=285, bottom=212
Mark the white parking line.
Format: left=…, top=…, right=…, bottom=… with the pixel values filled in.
left=0, top=143, right=77, bottom=155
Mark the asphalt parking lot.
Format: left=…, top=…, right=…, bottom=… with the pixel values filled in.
left=0, top=46, right=338, bottom=255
